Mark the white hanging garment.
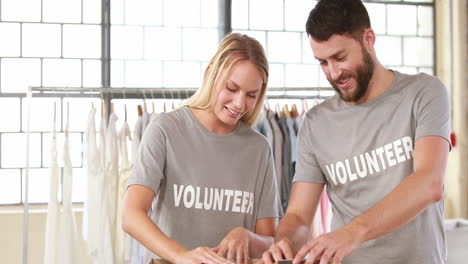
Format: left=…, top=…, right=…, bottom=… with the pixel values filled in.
left=43, top=118, right=60, bottom=264
left=99, top=118, right=107, bottom=171
left=131, top=115, right=142, bottom=165
left=58, top=122, right=80, bottom=264
left=82, top=107, right=101, bottom=258
left=99, top=112, right=119, bottom=263
left=115, top=121, right=132, bottom=264
left=141, top=111, right=150, bottom=135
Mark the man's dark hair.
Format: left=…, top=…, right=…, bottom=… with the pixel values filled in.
left=306, top=0, right=371, bottom=41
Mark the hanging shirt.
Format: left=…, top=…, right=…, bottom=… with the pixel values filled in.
left=267, top=111, right=283, bottom=200
left=115, top=121, right=132, bottom=264
left=277, top=115, right=292, bottom=211
left=92, top=113, right=117, bottom=264
left=43, top=124, right=60, bottom=264
left=127, top=106, right=282, bottom=263
left=83, top=107, right=101, bottom=258
left=294, top=72, right=451, bottom=264
left=58, top=129, right=80, bottom=264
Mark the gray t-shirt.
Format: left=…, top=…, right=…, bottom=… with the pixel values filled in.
left=294, top=71, right=451, bottom=264
left=128, top=106, right=281, bottom=261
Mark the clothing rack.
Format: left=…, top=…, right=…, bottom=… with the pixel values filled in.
left=28, top=86, right=335, bottom=99
left=22, top=85, right=334, bottom=264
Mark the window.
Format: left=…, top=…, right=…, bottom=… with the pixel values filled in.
left=0, top=0, right=435, bottom=205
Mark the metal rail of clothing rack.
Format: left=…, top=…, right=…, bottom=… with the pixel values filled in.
left=22, top=85, right=334, bottom=264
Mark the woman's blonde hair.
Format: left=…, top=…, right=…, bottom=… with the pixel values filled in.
left=183, top=33, right=269, bottom=127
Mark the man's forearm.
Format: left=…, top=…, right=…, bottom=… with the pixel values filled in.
left=345, top=170, right=443, bottom=244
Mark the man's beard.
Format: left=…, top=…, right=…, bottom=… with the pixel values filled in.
left=328, top=48, right=374, bottom=103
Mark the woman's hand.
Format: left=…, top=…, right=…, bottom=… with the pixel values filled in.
left=173, top=247, right=229, bottom=264
left=215, top=227, right=251, bottom=264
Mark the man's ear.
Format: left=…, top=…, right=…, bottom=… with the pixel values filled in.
left=362, top=28, right=376, bottom=51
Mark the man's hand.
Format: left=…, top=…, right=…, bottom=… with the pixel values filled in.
left=294, top=226, right=360, bottom=264
left=260, top=237, right=295, bottom=264
left=215, top=227, right=251, bottom=264
left=173, top=247, right=229, bottom=264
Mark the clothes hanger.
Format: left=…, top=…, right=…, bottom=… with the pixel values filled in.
left=137, top=105, right=143, bottom=117
left=162, top=89, right=167, bottom=112
left=150, top=89, right=155, bottom=113
left=291, top=103, right=299, bottom=119
left=275, top=103, right=281, bottom=116
left=301, top=99, right=308, bottom=116
left=283, top=104, right=291, bottom=118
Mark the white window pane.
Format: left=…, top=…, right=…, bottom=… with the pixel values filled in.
left=22, top=23, right=61, bottom=57
left=268, top=32, right=301, bottom=63
left=365, top=3, right=386, bottom=35
left=250, top=0, right=283, bottom=30
left=232, top=0, right=249, bottom=29
left=43, top=0, right=81, bottom=23
left=375, top=36, right=402, bottom=66
left=83, top=0, right=101, bottom=24
left=23, top=169, right=50, bottom=203
left=164, top=61, right=200, bottom=88
left=144, top=27, right=182, bottom=60
left=403, top=37, right=433, bottom=67
left=201, top=0, right=218, bottom=27
left=125, top=0, right=162, bottom=26
left=22, top=98, right=61, bottom=132
left=43, top=133, right=82, bottom=167
left=111, top=60, right=125, bottom=87
left=391, top=66, right=418, bottom=75
left=285, top=64, right=319, bottom=87
left=63, top=98, right=102, bottom=132
left=1, top=0, right=41, bottom=22
left=125, top=60, right=163, bottom=87
left=405, top=0, right=432, bottom=2
left=111, top=26, right=143, bottom=59
left=72, top=168, right=85, bottom=202
left=0, top=23, right=20, bottom=56
left=0, top=98, right=20, bottom=132
left=83, top=60, right=102, bottom=87
left=285, top=0, right=315, bottom=31
left=43, top=59, right=82, bottom=87
left=268, top=64, right=285, bottom=88
left=302, top=33, right=318, bottom=65
left=1, top=133, right=41, bottom=168
left=233, top=30, right=267, bottom=51
left=418, top=6, right=433, bottom=36
left=111, top=0, right=124, bottom=24
left=164, top=0, right=201, bottom=27
left=387, top=5, right=417, bottom=36
left=63, top=25, right=101, bottom=58
left=318, top=69, right=331, bottom=88
left=418, top=67, right=433, bottom=75
left=0, top=169, right=21, bottom=204
left=1, top=58, right=41, bottom=93
left=183, top=28, right=218, bottom=61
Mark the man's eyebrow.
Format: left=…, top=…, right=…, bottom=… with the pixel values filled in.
left=314, top=49, right=346, bottom=60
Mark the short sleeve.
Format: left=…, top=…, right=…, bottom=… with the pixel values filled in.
left=127, top=118, right=167, bottom=194
left=257, top=149, right=283, bottom=219
left=413, top=76, right=451, bottom=148
left=293, top=114, right=326, bottom=183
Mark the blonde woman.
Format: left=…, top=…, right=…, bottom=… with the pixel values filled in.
left=122, top=33, right=281, bottom=264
